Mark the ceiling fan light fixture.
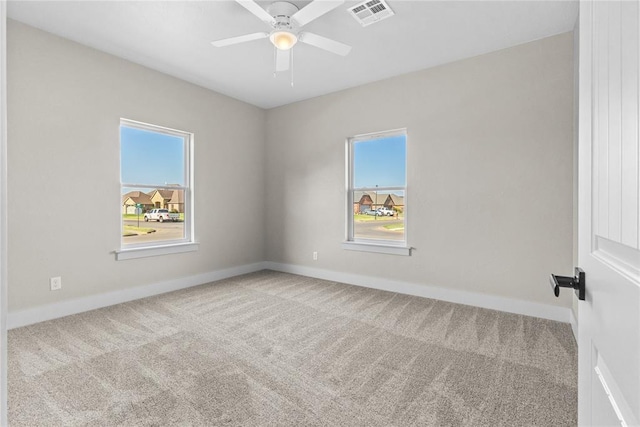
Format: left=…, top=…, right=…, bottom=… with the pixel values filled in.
left=270, top=31, right=298, bottom=50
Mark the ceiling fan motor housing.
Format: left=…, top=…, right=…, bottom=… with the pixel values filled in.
left=267, top=1, right=300, bottom=30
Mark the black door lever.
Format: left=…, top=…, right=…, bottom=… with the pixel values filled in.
left=550, top=267, right=585, bottom=300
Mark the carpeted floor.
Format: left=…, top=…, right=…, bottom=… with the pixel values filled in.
left=8, top=270, right=577, bottom=426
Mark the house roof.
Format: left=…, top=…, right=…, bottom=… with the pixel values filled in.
left=353, top=191, right=404, bottom=206
left=169, top=189, right=184, bottom=204
left=385, top=194, right=405, bottom=206
left=150, top=189, right=174, bottom=200
left=371, top=193, right=389, bottom=204
left=353, top=191, right=373, bottom=204
left=122, top=191, right=153, bottom=205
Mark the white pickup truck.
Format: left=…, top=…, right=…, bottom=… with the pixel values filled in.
left=143, top=209, right=179, bottom=222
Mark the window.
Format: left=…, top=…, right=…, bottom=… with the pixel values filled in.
left=344, top=129, right=409, bottom=255
left=117, top=119, right=196, bottom=260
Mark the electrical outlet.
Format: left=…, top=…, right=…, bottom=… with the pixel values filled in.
left=50, top=276, right=62, bottom=291
left=313, top=251, right=318, bottom=261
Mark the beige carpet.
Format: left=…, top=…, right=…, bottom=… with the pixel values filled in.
left=9, top=270, right=577, bottom=426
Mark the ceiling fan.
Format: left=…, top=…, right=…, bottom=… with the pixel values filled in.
left=212, top=0, right=351, bottom=74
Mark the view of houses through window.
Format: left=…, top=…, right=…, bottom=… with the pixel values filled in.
left=348, top=130, right=406, bottom=243
left=120, top=120, right=191, bottom=247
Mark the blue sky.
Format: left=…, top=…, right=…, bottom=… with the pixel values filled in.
left=121, top=127, right=404, bottom=192
left=121, top=126, right=185, bottom=187
left=353, top=135, right=406, bottom=188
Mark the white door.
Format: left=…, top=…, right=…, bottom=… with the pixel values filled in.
left=578, top=1, right=640, bottom=425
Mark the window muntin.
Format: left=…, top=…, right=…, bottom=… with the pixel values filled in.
left=347, top=129, right=407, bottom=245
left=120, top=119, right=192, bottom=249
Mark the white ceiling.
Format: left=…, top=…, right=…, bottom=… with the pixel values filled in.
left=7, top=0, right=578, bottom=109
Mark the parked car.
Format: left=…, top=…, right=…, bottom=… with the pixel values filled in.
left=144, top=209, right=180, bottom=222
left=365, top=209, right=381, bottom=216
left=377, top=207, right=395, bottom=216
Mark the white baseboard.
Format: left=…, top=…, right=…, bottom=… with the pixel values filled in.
left=570, top=308, right=578, bottom=342
left=265, top=262, right=572, bottom=323
left=7, top=262, right=268, bottom=329
left=8, top=260, right=573, bottom=329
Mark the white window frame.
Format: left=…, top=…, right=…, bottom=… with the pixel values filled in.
left=115, top=119, right=197, bottom=260
left=343, top=128, right=411, bottom=256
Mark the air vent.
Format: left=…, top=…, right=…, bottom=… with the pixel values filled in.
left=348, top=0, right=394, bottom=27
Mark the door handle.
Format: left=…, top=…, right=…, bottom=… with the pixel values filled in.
left=550, top=267, right=585, bottom=300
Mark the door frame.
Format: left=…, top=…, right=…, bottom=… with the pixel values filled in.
left=577, top=1, right=593, bottom=421
left=0, top=1, right=7, bottom=424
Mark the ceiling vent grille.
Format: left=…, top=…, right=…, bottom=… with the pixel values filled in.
left=348, top=0, right=394, bottom=27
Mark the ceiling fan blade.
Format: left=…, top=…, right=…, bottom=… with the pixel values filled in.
left=211, top=32, right=269, bottom=48
left=291, top=0, right=345, bottom=27
left=235, top=0, right=275, bottom=25
left=276, top=48, right=290, bottom=72
left=299, top=32, right=351, bottom=56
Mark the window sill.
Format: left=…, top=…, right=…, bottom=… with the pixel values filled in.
left=115, top=242, right=199, bottom=261
left=342, top=241, right=411, bottom=256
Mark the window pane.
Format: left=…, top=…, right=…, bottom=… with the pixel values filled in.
left=353, top=135, right=406, bottom=188
left=352, top=190, right=405, bottom=241
left=122, top=187, right=185, bottom=245
left=120, top=120, right=191, bottom=249
left=121, top=126, right=185, bottom=186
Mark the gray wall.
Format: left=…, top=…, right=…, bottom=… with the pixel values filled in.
left=7, top=21, right=266, bottom=312
left=7, top=20, right=575, bottom=314
left=265, top=32, right=575, bottom=308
